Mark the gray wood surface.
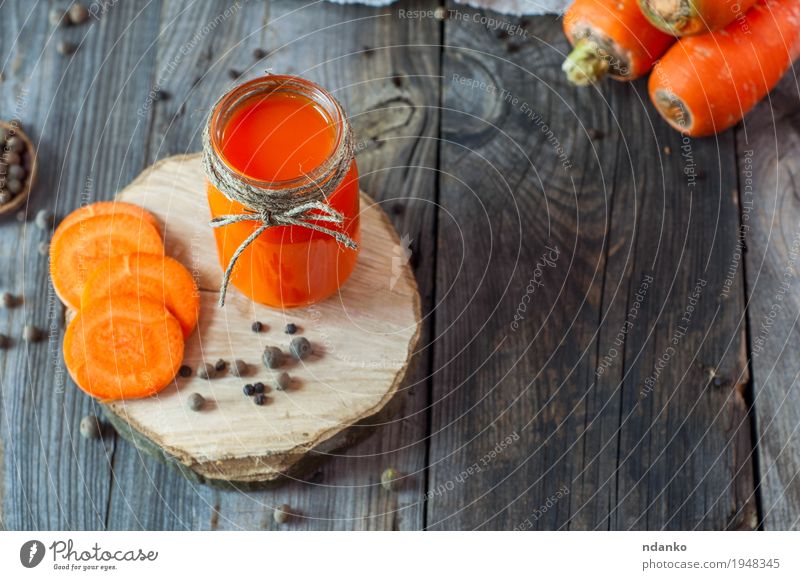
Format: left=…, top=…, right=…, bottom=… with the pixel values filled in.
left=0, top=0, right=797, bottom=530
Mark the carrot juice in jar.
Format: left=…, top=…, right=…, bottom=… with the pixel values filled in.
left=205, top=75, right=360, bottom=308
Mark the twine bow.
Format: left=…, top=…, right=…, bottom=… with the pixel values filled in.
left=202, top=87, right=358, bottom=307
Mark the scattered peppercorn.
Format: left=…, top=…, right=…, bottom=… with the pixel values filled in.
left=262, top=346, right=285, bottom=369
left=253, top=393, right=267, bottom=406
left=57, top=40, right=77, bottom=55
left=68, top=3, right=90, bottom=25
left=243, top=383, right=255, bottom=396
left=289, top=336, right=312, bottom=360
left=274, top=504, right=291, bottom=524
left=6, top=179, right=22, bottom=194
left=214, top=358, right=227, bottom=372
left=231, top=359, right=248, bottom=377
left=178, top=364, right=192, bottom=378
left=33, top=209, right=55, bottom=230
left=228, top=68, right=242, bottom=80
left=188, top=393, right=206, bottom=412
left=79, top=415, right=102, bottom=439
left=0, top=334, right=9, bottom=349
left=251, top=320, right=263, bottom=333
left=275, top=371, right=290, bottom=391
left=253, top=381, right=265, bottom=394
left=381, top=467, right=400, bottom=491
left=284, top=323, right=297, bottom=335
left=1, top=292, right=15, bottom=308
left=23, top=324, right=41, bottom=343
left=198, top=362, right=216, bottom=380
left=253, top=47, right=266, bottom=60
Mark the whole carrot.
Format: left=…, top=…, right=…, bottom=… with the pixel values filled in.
left=649, top=0, right=800, bottom=137
left=562, top=0, right=674, bottom=86
left=638, top=0, right=759, bottom=36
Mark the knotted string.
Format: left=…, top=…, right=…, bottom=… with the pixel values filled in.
left=202, top=84, right=358, bottom=306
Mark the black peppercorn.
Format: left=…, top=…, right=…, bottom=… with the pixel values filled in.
left=253, top=393, right=267, bottom=406
left=243, top=383, right=255, bottom=396
left=178, top=364, right=192, bottom=378
left=214, top=358, right=227, bottom=372
left=284, top=323, right=297, bottom=335
left=253, top=381, right=265, bottom=394
left=251, top=321, right=263, bottom=333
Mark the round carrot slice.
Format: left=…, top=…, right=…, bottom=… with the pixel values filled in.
left=57, top=201, right=160, bottom=234
left=50, top=213, right=164, bottom=310
left=81, top=254, right=199, bottom=338
left=64, top=294, right=184, bottom=400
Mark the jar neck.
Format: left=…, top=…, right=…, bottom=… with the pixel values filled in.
left=207, top=75, right=353, bottom=196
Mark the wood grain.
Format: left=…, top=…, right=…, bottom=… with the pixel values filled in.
left=426, top=8, right=755, bottom=530
left=738, top=74, right=800, bottom=530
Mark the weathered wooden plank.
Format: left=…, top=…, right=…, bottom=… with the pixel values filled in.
left=0, top=0, right=163, bottom=529
left=427, top=8, right=755, bottom=529
left=105, top=0, right=439, bottom=530
left=201, top=0, right=440, bottom=531
left=739, top=73, right=800, bottom=530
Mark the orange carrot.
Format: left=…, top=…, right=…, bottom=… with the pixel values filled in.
left=649, top=0, right=800, bottom=137
left=50, top=213, right=164, bottom=310
left=57, top=201, right=160, bottom=234
left=81, top=254, right=199, bottom=338
left=64, top=294, right=184, bottom=400
left=638, top=0, right=759, bottom=36
left=562, top=0, right=675, bottom=85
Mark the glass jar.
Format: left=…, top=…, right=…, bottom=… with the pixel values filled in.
left=206, top=75, right=360, bottom=308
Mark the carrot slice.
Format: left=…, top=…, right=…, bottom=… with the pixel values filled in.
left=81, top=254, right=199, bottom=338
left=64, top=294, right=184, bottom=400
left=57, top=201, right=160, bottom=234
left=50, top=213, right=164, bottom=310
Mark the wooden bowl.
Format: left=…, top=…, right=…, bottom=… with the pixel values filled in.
left=0, top=120, right=38, bottom=216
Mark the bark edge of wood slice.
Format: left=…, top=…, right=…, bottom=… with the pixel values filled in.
left=103, top=154, right=421, bottom=487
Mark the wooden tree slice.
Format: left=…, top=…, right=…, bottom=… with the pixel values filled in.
left=102, top=154, right=421, bottom=486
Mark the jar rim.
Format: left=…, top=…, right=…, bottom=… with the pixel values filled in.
left=208, top=75, right=351, bottom=191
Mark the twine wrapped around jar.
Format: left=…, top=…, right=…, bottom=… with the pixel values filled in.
left=202, top=87, right=358, bottom=307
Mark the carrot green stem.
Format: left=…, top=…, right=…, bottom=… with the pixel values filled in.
left=562, top=38, right=610, bottom=86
